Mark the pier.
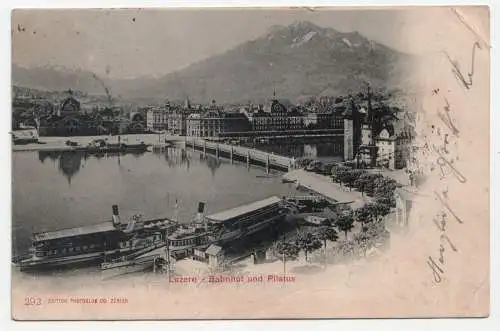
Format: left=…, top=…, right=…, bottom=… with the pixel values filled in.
left=184, top=137, right=296, bottom=172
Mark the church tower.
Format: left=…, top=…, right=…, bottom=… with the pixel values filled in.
left=361, top=84, right=374, bottom=146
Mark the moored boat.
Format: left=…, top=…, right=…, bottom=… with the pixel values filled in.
left=167, top=196, right=288, bottom=259
left=13, top=205, right=178, bottom=271
left=97, top=196, right=290, bottom=276
left=204, top=196, right=288, bottom=243
left=75, top=138, right=150, bottom=154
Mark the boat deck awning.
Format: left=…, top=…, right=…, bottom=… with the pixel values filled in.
left=34, top=221, right=117, bottom=242
left=205, top=196, right=282, bottom=223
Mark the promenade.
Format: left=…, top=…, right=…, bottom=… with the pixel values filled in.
left=283, top=169, right=368, bottom=209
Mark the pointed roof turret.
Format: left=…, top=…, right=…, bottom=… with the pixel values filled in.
left=184, top=96, right=191, bottom=109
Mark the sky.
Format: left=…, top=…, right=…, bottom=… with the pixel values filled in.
left=12, top=8, right=412, bottom=79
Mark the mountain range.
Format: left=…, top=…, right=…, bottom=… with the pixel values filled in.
left=12, top=21, right=413, bottom=104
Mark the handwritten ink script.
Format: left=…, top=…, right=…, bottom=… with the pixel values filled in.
left=427, top=191, right=462, bottom=283
left=444, top=41, right=481, bottom=90
left=423, top=9, right=485, bottom=283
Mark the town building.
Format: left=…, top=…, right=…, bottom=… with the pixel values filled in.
left=186, top=110, right=250, bottom=137
left=267, top=97, right=303, bottom=131
left=167, top=110, right=190, bottom=135
left=128, top=111, right=147, bottom=134
left=303, top=112, right=344, bottom=130
left=35, top=89, right=147, bottom=136
left=146, top=107, right=169, bottom=132
left=206, top=244, right=224, bottom=270
left=374, top=127, right=413, bottom=170
left=36, top=90, right=97, bottom=136
left=242, top=93, right=306, bottom=132
left=146, top=98, right=208, bottom=135
left=342, top=96, right=364, bottom=162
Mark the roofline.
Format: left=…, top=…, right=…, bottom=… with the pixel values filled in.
left=205, top=196, right=282, bottom=223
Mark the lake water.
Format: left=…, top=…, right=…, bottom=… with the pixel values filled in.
left=251, top=141, right=344, bottom=160
left=12, top=148, right=299, bottom=256
left=12, top=142, right=343, bottom=256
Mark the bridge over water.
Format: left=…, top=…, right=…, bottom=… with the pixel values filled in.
left=184, top=137, right=296, bottom=172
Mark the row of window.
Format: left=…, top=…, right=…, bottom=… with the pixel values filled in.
left=35, top=234, right=164, bottom=258
left=170, top=237, right=207, bottom=247
left=36, top=243, right=100, bottom=257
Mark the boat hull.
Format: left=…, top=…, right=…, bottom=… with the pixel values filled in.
left=15, top=243, right=167, bottom=272
left=16, top=252, right=109, bottom=272
left=100, top=255, right=162, bottom=278
left=74, top=145, right=150, bottom=154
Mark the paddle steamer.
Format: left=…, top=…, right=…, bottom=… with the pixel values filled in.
left=14, top=205, right=178, bottom=271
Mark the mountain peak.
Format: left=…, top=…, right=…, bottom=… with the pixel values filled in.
left=288, top=20, right=322, bottom=31
left=13, top=20, right=410, bottom=103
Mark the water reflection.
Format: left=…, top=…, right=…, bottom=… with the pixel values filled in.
left=152, top=147, right=221, bottom=176
left=38, top=150, right=86, bottom=184
left=39, top=147, right=224, bottom=182
left=38, top=150, right=147, bottom=184
left=37, top=142, right=342, bottom=184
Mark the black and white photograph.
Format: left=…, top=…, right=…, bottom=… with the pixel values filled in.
left=9, top=6, right=490, bottom=320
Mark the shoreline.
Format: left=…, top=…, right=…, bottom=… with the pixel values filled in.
left=11, top=133, right=185, bottom=152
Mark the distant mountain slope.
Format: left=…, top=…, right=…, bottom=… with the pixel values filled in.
left=12, top=21, right=413, bottom=104
left=12, top=65, right=105, bottom=94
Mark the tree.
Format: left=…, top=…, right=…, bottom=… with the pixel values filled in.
left=375, top=196, right=394, bottom=208
left=317, top=226, right=339, bottom=267
left=373, top=202, right=391, bottom=222
left=339, top=169, right=365, bottom=191
left=352, top=231, right=373, bottom=257
left=317, top=226, right=339, bottom=250
left=336, top=212, right=355, bottom=239
left=336, top=239, right=358, bottom=259
left=295, top=231, right=323, bottom=262
left=373, top=177, right=398, bottom=207
left=275, top=241, right=300, bottom=274
left=368, top=221, right=391, bottom=244
left=331, top=165, right=350, bottom=185
left=355, top=204, right=376, bottom=227
left=276, top=242, right=300, bottom=261
left=353, top=173, right=383, bottom=196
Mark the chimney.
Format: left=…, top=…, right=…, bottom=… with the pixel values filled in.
left=112, top=204, right=121, bottom=226
left=196, top=202, right=207, bottom=230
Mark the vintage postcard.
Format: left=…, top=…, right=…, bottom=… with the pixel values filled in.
left=10, top=6, right=490, bottom=319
